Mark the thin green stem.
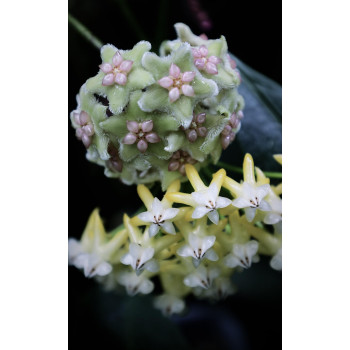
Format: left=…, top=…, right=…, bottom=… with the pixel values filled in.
left=68, top=13, right=103, bottom=50
left=112, top=0, right=148, bottom=41
left=215, top=161, right=282, bottom=179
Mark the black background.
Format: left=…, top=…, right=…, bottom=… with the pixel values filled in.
left=69, top=1, right=281, bottom=349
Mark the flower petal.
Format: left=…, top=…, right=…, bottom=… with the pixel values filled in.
left=161, top=221, right=176, bottom=235
left=144, top=259, right=159, bottom=272
left=259, top=199, right=272, bottom=212
left=216, top=196, right=232, bottom=209
left=162, top=207, right=179, bottom=221
left=149, top=223, right=160, bottom=237
left=102, top=73, right=115, bottom=86
left=205, top=249, right=218, bottom=262
left=232, top=197, right=251, bottom=208
left=93, top=261, right=113, bottom=277
left=256, top=184, right=270, bottom=201
left=182, top=71, right=196, bottom=82
left=169, top=63, right=181, bottom=78
left=263, top=212, right=282, bottom=225
left=137, top=211, right=154, bottom=223
left=119, top=60, right=133, bottom=73
left=169, top=87, right=180, bottom=102
left=141, top=120, right=153, bottom=132
left=139, top=279, right=154, bottom=294
left=207, top=210, right=219, bottom=225
left=126, top=120, right=139, bottom=133
left=181, top=84, right=195, bottom=97
left=112, top=52, right=123, bottom=67
left=192, top=206, right=211, bottom=219
left=99, top=63, right=113, bottom=73
left=202, top=236, right=216, bottom=252
left=122, top=133, right=137, bottom=145
left=177, top=244, right=194, bottom=258
left=245, top=207, right=256, bottom=222
left=115, top=73, right=127, bottom=85
left=158, top=76, right=174, bottom=88
left=245, top=241, right=259, bottom=257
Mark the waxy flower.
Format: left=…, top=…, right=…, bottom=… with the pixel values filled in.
left=69, top=245, right=112, bottom=278
left=263, top=191, right=282, bottom=225
left=100, top=91, right=178, bottom=162
left=139, top=43, right=218, bottom=128
left=117, top=271, right=154, bottom=296
left=100, top=51, right=133, bottom=86
left=192, top=45, right=221, bottom=74
left=224, top=241, right=259, bottom=269
left=120, top=242, right=159, bottom=275
left=86, top=42, right=155, bottom=114
left=154, top=294, right=185, bottom=316
left=68, top=209, right=128, bottom=278
left=72, top=110, right=95, bottom=148
left=221, top=111, right=243, bottom=150
left=138, top=197, right=179, bottom=237
left=183, top=112, right=208, bottom=143
left=194, top=276, right=236, bottom=300
left=184, top=265, right=220, bottom=289
left=122, top=120, right=160, bottom=153
left=168, top=150, right=197, bottom=175
left=166, top=164, right=231, bottom=224
left=133, top=181, right=181, bottom=236
left=177, top=233, right=218, bottom=267
left=169, top=23, right=240, bottom=88
left=232, top=182, right=271, bottom=222
left=158, top=63, right=196, bottom=102
left=224, top=153, right=272, bottom=222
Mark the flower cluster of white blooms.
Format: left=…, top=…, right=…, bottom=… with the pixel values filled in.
left=70, top=23, right=244, bottom=190
left=69, top=154, right=282, bottom=316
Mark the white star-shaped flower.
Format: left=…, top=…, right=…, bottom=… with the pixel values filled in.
left=177, top=233, right=218, bottom=267
left=120, top=242, right=159, bottom=275
left=263, top=192, right=282, bottom=225
left=191, top=183, right=231, bottom=224
left=194, top=277, right=236, bottom=300
left=184, top=265, right=220, bottom=289
left=137, top=197, right=179, bottom=237
left=232, top=182, right=272, bottom=222
left=153, top=294, right=185, bottom=316
left=68, top=238, right=112, bottom=278
left=117, top=271, right=154, bottom=296
left=270, top=248, right=282, bottom=271
left=224, top=240, right=259, bottom=269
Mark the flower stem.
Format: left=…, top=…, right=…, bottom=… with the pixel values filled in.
left=215, top=161, right=282, bottom=179
left=68, top=13, right=103, bottom=50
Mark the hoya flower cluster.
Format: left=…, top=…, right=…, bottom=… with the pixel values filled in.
left=70, top=23, right=244, bottom=190
left=69, top=154, right=282, bottom=316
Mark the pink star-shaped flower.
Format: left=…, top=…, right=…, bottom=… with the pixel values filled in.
left=99, top=51, right=133, bottom=86
left=73, top=111, right=95, bottom=148
left=122, top=120, right=160, bottom=153
left=158, top=63, right=196, bottom=103
left=192, top=45, right=221, bottom=75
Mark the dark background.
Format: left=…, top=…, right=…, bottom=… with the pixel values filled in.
left=69, top=1, right=281, bottom=349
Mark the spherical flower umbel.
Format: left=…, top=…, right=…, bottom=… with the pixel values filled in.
left=122, top=120, right=160, bottom=153
left=192, top=45, right=221, bottom=74
left=100, top=51, right=133, bottom=86
left=158, top=63, right=196, bottom=102
left=72, top=110, right=95, bottom=148
left=71, top=23, right=245, bottom=188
